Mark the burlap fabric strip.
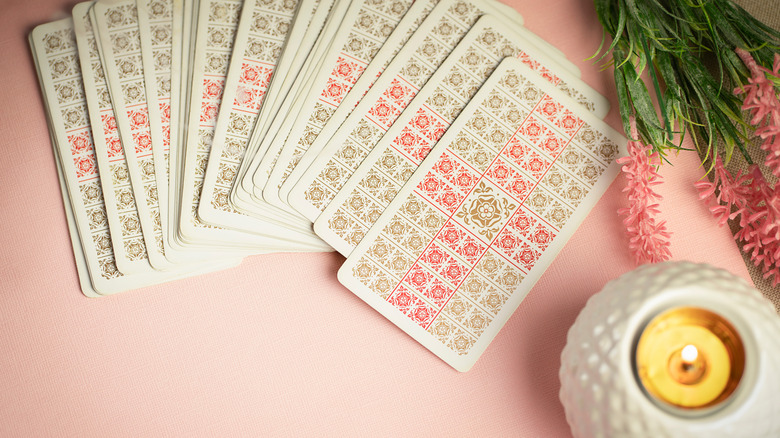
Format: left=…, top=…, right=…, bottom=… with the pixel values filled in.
left=695, top=1, right=780, bottom=302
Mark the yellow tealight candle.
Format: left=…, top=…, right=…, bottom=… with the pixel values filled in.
left=635, top=307, right=746, bottom=410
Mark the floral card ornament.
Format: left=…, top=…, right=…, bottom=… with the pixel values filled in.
left=456, top=181, right=517, bottom=241
left=594, top=0, right=780, bottom=283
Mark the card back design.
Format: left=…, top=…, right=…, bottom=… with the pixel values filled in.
left=93, top=0, right=171, bottom=268
left=179, top=0, right=328, bottom=250
left=198, top=0, right=306, bottom=228
left=315, top=15, right=609, bottom=256
left=289, top=0, right=512, bottom=221
left=277, top=0, right=440, bottom=203
left=138, top=0, right=176, bottom=248
left=230, top=0, right=334, bottom=214
left=339, top=57, right=624, bottom=371
left=31, top=19, right=123, bottom=291
left=180, top=0, right=243, bottom=236
left=74, top=5, right=149, bottom=274
left=260, top=0, right=416, bottom=210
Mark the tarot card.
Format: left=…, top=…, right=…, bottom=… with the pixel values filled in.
left=237, top=0, right=330, bottom=169
left=274, top=0, right=441, bottom=202
left=73, top=2, right=150, bottom=275
left=137, top=0, right=230, bottom=261
left=315, top=15, right=609, bottom=255
left=230, top=0, right=338, bottom=212
left=197, top=0, right=320, bottom=235
left=338, top=57, right=625, bottom=371
left=179, top=0, right=329, bottom=250
left=239, top=0, right=351, bottom=206
left=31, top=18, right=239, bottom=296
left=287, top=0, right=576, bottom=222
left=279, top=0, right=570, bottom=205
left=171, top=0, right=205, bottom=251
left=180, top=0, right=243, bottom=246
left=92, top=0, right=179, bottom=269
left=137, top=0, right=194, bottom=261
left=259, top=0, right=419, bottom=213
left=169, top=0, right=189, bottom=251
left=54, top=149, right=103, bottom=298
left=52, top=136, right=240, bottom=296
left=236, top=0, right=349, bottom=210
left=32, top=18, right=127, bottom=289
left=137, top=0, right=175, bottom=249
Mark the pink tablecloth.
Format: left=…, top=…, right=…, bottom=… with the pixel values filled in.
left=0, top=0, right=750, bottom=436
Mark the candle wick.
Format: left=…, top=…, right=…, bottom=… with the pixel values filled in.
left=681, top=344, right=699, bottom=365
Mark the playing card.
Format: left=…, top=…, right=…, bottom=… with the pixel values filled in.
left=179, top=0, right=328, bottom=250
left=236, top=0, right=350, bottom=209
left=338, top=56, right=625, bottom=371
left=168, top=0, right=189, bottom=252
left=32, top=18, right=126, bottom=289
left=31, top=18, right=239, bottom=296
left=279, top=0, right=577, bottom=206
left=259, top=0, right=420, bottom=213
left=137, top=0, right=175, bottom=247
left=236, top=0, right=331, bottom=176
left=197, top=0, right=320, bottom=235
left=137, top=0, right=195, bottom=262
left=73, top=2, right=150, bottom=275
left=91, top=0, right=179, bottom=269
left=315, top=15, right=610, bottom=256
left=230, top=0, right=437, bottom=222
left=287, top=0, right=576, bottom=222
left=273, top=0, right=442, bottom=201
left=229, top=0, right=337, bottom=214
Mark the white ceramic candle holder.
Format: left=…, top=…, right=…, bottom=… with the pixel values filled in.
left=559, top=261, right=780, bottom=437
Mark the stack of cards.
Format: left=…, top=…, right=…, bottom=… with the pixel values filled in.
left=32, top=0, right=626, bottom=369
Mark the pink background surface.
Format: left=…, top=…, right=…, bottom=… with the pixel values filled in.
left=0, top=0, right=751, bottom=436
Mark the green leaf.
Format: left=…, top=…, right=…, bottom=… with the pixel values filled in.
left=613, top=65, right=634, bottom=139
left=591, top=0, right=779, bottom=165
left=641, top=35, right=672, bottom=140
left=622, top=60, right=665, bottom=133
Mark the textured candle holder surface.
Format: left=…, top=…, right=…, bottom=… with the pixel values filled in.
left=559, top=261, right=780, bottom=437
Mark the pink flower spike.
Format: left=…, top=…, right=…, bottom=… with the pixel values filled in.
left=696, top=81, right=780, bottom=285
left=618, top=116, right=672, bottom=265
left=694, top=181, right=717, bottom=200
left=735, top=48, right=780, bottom=177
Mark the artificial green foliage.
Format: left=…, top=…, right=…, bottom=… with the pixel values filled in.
left=594, top=0, right=780, bottom=164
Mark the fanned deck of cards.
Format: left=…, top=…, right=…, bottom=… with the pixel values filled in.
left=32, top=0, right=626, bottom=370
